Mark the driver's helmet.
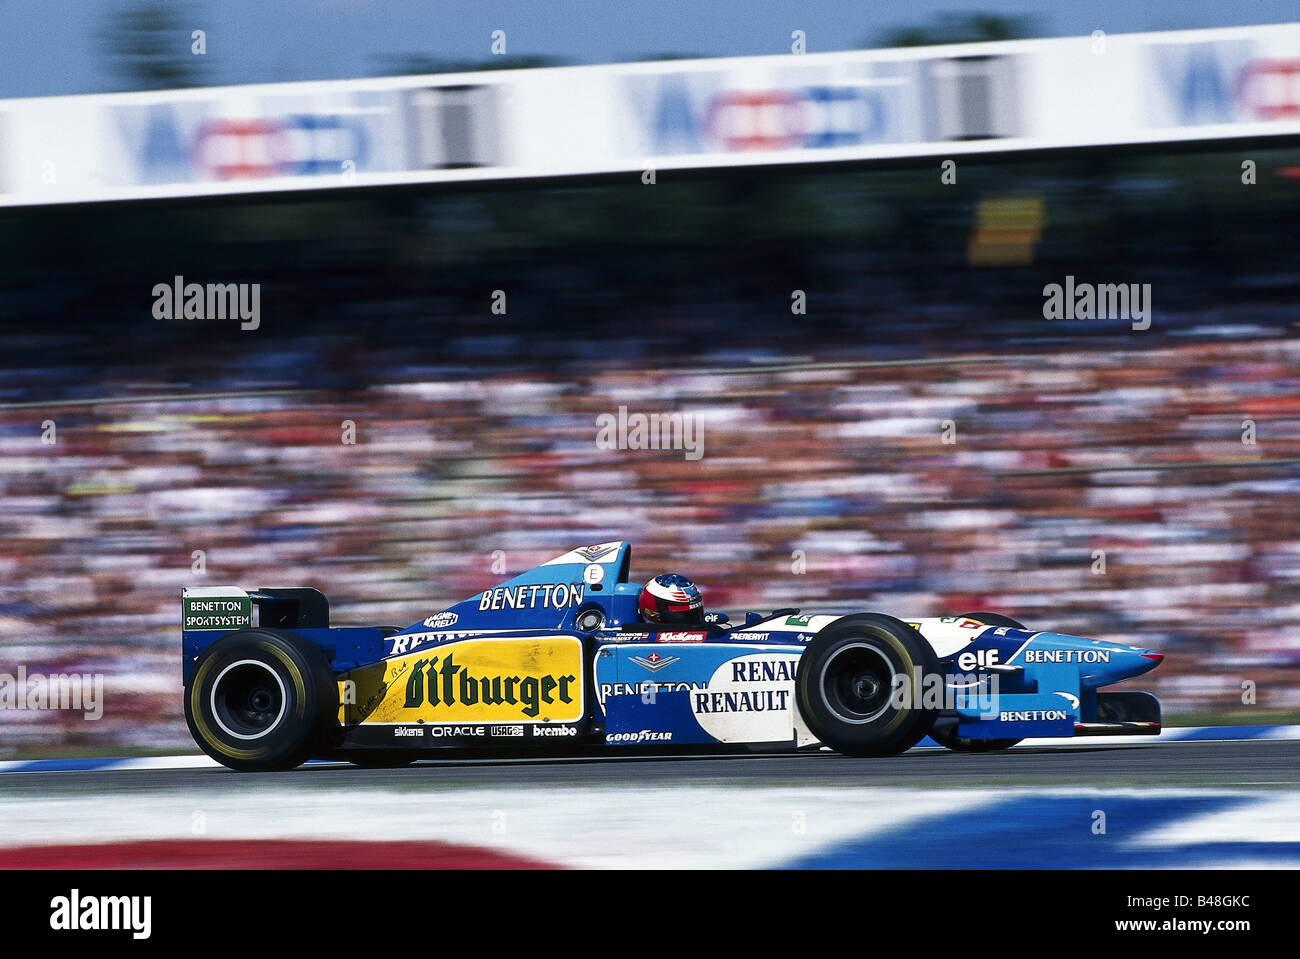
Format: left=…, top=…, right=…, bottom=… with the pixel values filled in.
left=638, top=573, right=704, bottom=625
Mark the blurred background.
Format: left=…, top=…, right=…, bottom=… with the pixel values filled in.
left=6, top=1, right=1300, bottom=99
left=1, top=4, right=1299, bottom=754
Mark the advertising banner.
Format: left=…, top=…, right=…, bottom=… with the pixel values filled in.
left=1, top=23, right=1296, bottom=207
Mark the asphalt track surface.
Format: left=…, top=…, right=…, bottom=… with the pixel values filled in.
left=3, top=739, right=1298, bottom=795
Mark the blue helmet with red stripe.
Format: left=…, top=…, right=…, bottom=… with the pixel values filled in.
left=638, top=573, right=705, bottom=625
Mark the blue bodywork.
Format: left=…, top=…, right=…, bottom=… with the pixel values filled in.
left=182, top=541, right=1162, bottom=750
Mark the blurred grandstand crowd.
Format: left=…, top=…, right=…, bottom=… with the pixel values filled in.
left=1, top=147, right=1298, bottom=752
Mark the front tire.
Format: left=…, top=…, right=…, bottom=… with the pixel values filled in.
left=796, top=614, right=940, bottom=757
left=185, top=628, right=337, bottom=771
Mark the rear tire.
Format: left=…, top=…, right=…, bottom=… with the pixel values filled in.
left=796, top=614, right=940, bottom=757
left=931, top=611, right=1031, bottom=752
left=185, top=628, right=337, bottom=771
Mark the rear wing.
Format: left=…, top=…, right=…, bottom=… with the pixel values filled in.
left=181, top=586, right=330, bottom=632
left=181, top=586, right=397, bottom=687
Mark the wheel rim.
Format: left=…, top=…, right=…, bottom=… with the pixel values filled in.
left=210, top=660, right=288, bottom=740
left=819, top=641, right=897, bottom=724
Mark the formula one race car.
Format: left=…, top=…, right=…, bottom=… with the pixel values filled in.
left=181, top=542, right=1163, bottom=770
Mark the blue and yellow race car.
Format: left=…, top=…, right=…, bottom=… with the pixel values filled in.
left=181, top=541, right=1163, bottom=770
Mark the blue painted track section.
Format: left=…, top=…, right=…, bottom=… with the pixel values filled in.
left=785, top=794, right=1300, bottom=868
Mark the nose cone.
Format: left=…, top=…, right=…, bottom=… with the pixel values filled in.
left=1023, top=634, right=1165, bottom=688
left=1086, top=643, right=1163, bottom=687
left=1134, top=650, right=1163, bottom=675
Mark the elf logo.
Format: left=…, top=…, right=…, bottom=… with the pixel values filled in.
left=956, top=649, right=999, bottom=670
